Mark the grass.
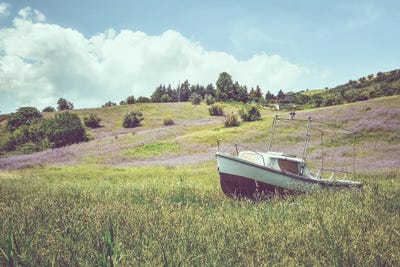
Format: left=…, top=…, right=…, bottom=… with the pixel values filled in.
left=0, top=165, right=399, bottom=266
left=126, top=142, right=180, bottom=158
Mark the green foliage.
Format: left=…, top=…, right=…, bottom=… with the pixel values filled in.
left=96, top=218, right=123, bottom=267
left=126, top=95, right=136, bottom=105
left=224, top=112, right=240, bottom=127
left=163, top=117, right=174, bottom=126
left=42, top=106, right=55, bottom=112
left=239, top=106, right=262, bottom=122
left=57, top=98, right=74, bottom=111
left=6, top=107, right=43, bottom=132
left=136, top=96, right=151, bottom=103
left=42, top=112, right=87, bottom=148
left=84, top=113, right=102, bottom=128
left=249, top=85, right=263, bottom=103
left=123, top=111, right=144, bottom=128
left=208, top=105, right=224, bottom=116
left=216, top=72, right=248, bottom=102
left=160, top=94, right=172, bottom=103
left=205, top=94, right=216, bottom=105
left=190, top=92, right=202, bottom=105
left=103, top=101, right=117, bottom=107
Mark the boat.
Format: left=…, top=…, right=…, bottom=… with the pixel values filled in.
left=215, top=116, right=363, bottom=198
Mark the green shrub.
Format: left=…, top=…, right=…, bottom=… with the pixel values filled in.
left=208, top=105, right=224, bottom=116
left=57, top=98, right=74, bottom=111
left=205, top=94, right=216, bottom=105
left=123, top=111, right=144, bottom=128
left=42, top=106, right=56, bottom=112
left=190, top=93, right=202, bottom=105
left=42, top=112, right=87, bottom=148
left=84, top=113, right=102, bottom=128
left=239, top=106, right=262, bottom=122
left=126, top=95, right=136, bottom=105
left=224, top=112, right=240, bottom=127
left=6, top=107, right=43, bottom=132
left=163, top=117, right=175, bottom=126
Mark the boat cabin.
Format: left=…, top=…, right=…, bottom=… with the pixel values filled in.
left=239, top=151, right=312, bottom=177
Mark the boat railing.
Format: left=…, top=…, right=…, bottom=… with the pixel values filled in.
left=313, top=167, right=352, bottom=180
left=217, top=139, right=266, bottom=166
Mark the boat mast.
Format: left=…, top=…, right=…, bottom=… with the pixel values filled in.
left=267, top=115, right=278, bottom=151
left=300, top=117, right=312, bottom=175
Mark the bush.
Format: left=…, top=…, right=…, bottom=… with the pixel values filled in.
left=42, top=112, right=87, bottom=148
left=205, top=94, right=216, bottom=105
left=42, top=106, right=56, bottom=112
left=103, top=101, right=117, bottom=107
left=224, top=112, right=240, bottom=127
left=57, top=98, right=74, bottom=111
left=84, top=113, right=102, bottom=128
left=190, top=93, right=202, bottom=105
left=163, top=117, right=174, bottom=126
left=6, top=107, right=43, bottom=132
left=239, top=106, right=262, bottom=122
left=126, top=96, right=136, bottom=105
left=123, top=111, right=144, bottom=128
left=208, top=105, right=224, bottom=116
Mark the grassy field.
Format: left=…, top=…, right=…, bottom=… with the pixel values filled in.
left=1, top=96, right=399, bottom=266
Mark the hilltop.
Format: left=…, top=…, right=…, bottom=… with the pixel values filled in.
left=0, top=95, right=399, bottom=175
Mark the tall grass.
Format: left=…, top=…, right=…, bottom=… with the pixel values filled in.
left=1, top=164, right=399, bottom=266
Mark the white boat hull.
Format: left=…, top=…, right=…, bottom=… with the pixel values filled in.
left=216, top=152, right=362, bottom=197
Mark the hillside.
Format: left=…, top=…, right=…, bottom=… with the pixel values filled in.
left=1, top=96, right=399, bottom=175
left=282, top=69, right=400, bottom=109
left=1, top=96, right=399, bottom=266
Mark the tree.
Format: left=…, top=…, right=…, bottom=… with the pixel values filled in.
left=160, top=94, right=172, bottom=103
left=42, top=112, right=87, bottom=148
left=136, top=96, right=151, bottom=103
left=205, top=83, right=216, bottom=97
left=6, top=107, right=43, bottom=132
left=126, top=95, right=136, bottom=105
left=103, top=101, right=117, bottom=107
left=151, top=85, right=166, bottom=103
left=57, top=98, right=74, bottom=111
left=216, top=72, right=233, bottom=102
left=42, top=107, right=56, bottom=112
left=178, top=80, right=191, bottom=102
left=249, top=85, right=263, bottom=103
left=277, top=89, right=285, bottom=100
left=265, top=91, right=275, bottom=102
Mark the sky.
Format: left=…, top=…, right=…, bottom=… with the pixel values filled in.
left=0, top=0, right=399, bottom=113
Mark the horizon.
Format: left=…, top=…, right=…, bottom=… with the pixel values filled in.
left=1, top=0, right=399, bottom=113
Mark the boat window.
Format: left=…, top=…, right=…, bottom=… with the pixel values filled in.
left=278, top=159, right=299, bottom=174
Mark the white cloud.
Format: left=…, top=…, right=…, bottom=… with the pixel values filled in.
left=17, top=6, right=45, bottom=22
left=0, top=7, right=307, bottom=112
left=0, top=2, right=10, bottom=17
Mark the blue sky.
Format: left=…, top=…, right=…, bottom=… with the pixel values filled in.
left=0, top=0, right=399, bottom=113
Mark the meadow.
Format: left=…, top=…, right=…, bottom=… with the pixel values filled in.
left=1, top=96, right=399, bottom=266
